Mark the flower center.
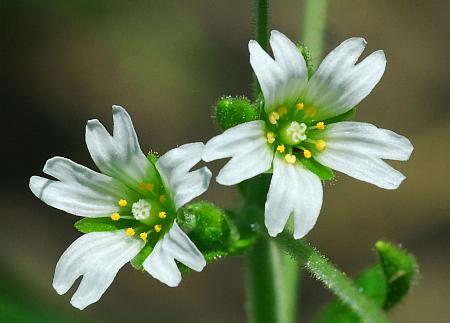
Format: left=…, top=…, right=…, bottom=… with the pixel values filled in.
left=265, top=102, right=328, bottom=163
left=132, top=199, right=152, bottom=221
left=279, top=121, right=307, bottom=145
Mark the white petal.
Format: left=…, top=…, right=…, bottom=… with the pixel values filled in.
left=29, top=157, right=137, bottom=217
left=305, top=38, right=386, bottom=120
left=314, top=122, right=412, bottom=189
left=85, top=105, right=155, bottom=187
left=321, top=122, right=413, bottom=160
left=156, top=143, right=211, bottom=210
left=249, top=30, right=308, bottom=112
left=143, top=223, right=205, bottom=287
left=265, top=156, right=323, bottom=239
left=203, top=121, right=273, bottom=185
left=53, top=231, right=144, bottom=310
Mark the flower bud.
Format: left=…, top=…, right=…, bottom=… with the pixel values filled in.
left=214, top=96, right=257, bottom=130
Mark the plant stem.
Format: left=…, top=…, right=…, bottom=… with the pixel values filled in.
left=302, top=0, right=328, bottom=68
left=253, top=0, right=269, bottom=101
left=275, top=233, right=390, bottom=323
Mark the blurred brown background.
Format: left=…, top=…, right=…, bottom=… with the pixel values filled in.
left=1, top=0, right=449, bottom=322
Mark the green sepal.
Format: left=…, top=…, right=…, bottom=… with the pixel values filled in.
left=130, top=243, right=153, bottom=271
left=74, top=217, right=135, bottom=233
left=316, top=240, right=418, bottom=323
left=147, top=151, right=159, bottom=164
left=297, top=43, right=314, bottom=78
left=299, top=158, right=334, bottom=180
left=375, top=241, right=418, bottom=310
left=214, top=95, right=257, bottom=130
left=323, top=108, right=356, bottom=125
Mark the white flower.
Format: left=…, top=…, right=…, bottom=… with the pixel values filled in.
left=29, top=106, right=211, bottom=309
left=203, top=30, right=413, bottom=240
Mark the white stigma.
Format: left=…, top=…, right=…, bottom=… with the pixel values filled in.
left=132, top=199, right=152, bottom=221
left=286, top=121, right=307, bottom=142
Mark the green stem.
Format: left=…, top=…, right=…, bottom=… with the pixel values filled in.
left=253, top=0, right=269, bottom=101
left=275, top=233, right=390, bottom=323
left=302, top=0, right=328, bottom=68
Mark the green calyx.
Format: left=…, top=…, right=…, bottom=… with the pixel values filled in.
left=214, top=95, right=257, bottom=130
left=297, top=43, right=314, bottom=78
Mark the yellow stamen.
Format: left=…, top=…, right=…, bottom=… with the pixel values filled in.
left=268, top=112, right=280, bottom=125
left=315, top=139, right=326, bottom=151
left=277, top=106, right=288, bottom=116
left=316, top=122, right=325, bottom=130
left=284, top=154, right=297, bottom=164
left=146, top=183, right=154, bottom=191
left=111, top=213, right=120, bottom=221
left=159, top=211, right=167, bottom=219
left=159, top=195, right=166, bottom=203
left=303, top=149, right=312, bottom=158
left=305, top=106, right=316, bottom=117
left=266, top=131, right=275, bottom=144
left=276, top=144, right=285, bottom=153
left=126, top=228, right=135, bottom=236
left=296, top=102, right=304, bottom=110
left=118, top=199, right=128, bottom=207
left=154, top=224, right=162, bottom=233
left=138, top=182, right=146, bottom=189
left=139, top=232, right=148, bottom=242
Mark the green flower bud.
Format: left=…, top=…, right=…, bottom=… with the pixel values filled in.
left=214, top=96, right=257, bottom=130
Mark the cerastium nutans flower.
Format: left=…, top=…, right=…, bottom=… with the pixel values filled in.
left=29, top=106, right=211, bottom=309
left=203, top=30, right=413, bottom=239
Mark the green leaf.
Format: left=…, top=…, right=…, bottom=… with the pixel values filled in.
left=130, top=243, right=153, bottom=271
left=74, top=217, right=134, bottom=233
left=323, top=108, right=356, bottom=124
left=299, top=158, right=334, bottom=180
left=375, top=241, right=418, bottom=310
left=316, top=240, right=418, bottom=323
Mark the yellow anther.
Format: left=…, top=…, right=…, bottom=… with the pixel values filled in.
left=154, top=224, right=162, bottom=233
left=268, top=112, right=280, bottom=125
left=139, top=232, right=148, bottom=242
left=126, top=228, right=135, bottom=236
left=118, top=199, right=128, bottom=207
left=296, top=102, right=304, bottom=110
left=266, top=131, right=275, bottom=144
left=284, top=154, right=297, bottom=164
left=276, top=144, right=285, bottom=153
left=316, top=122, right=325, bottom=130
left=159, top=195, right=166, bottom=203
left=159, top=211, right=167, bottom=219
left=305, top=106, right=316, bottom=117
left=277, top=106, right=288, bottom=116
left=303, top=149, right=312, bottom=159
left=146, top=183, right=154, bottom=191
left=111, top=213, right=121, bottom=221
left=138, top=182, right=146, bottom=189
left=315, top=139, right=326, bottom=151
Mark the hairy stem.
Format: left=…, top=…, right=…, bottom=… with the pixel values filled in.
left=302, top=0, right=328, bottom=68
left=275, top=233, right=390, bottom=323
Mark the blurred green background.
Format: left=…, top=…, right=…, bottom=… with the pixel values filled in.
left=1, top=0, right=449, bottom=322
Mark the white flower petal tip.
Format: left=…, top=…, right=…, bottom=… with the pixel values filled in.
left=52, top=231, right=143, bottom=310
left=85, top=105, right=152, bottom=186
left=143, top=223, right=205, bottom=287
left=29, top=157, right=130, bottom=217
left=156, top=142, right=212, bottom=210
left=249, top=31, right=308, bottom=112
left=305, top=37, right=386, bottom=120
left=264, top=156, right=323, bottom=240
left=315, top=122, right=413, bottom=190
left=203, top=121, right=273, bottom=186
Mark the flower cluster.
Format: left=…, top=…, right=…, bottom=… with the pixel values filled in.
left=29, top=31, right=413, bottom=309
